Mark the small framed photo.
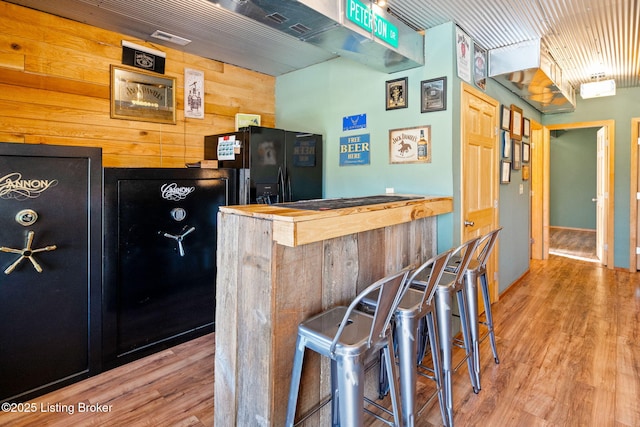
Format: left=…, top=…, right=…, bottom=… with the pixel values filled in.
left=235, top=113, right=261, bottom=130
left=502, top=131, right=511, bottom=158
left=501, top=160, right=511, bottom=184
left=386, top=77, right=408, bottom=110
left=501, top=105, right=511, bottom=131
left=523, top=118, right=531, bottom=138
left=522, top=142, right=530, bottom=163
left=512, top=140, right=522, bottom=170
left=510, top=104, right=523, bottom=140
left=420, top=77, right=447, bottom=112
left=522, top=164, right=530, bottom=181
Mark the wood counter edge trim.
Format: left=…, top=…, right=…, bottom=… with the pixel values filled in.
left=218, top=196, right=453, bottom=222
left=274, top=198, right=453, bottom=246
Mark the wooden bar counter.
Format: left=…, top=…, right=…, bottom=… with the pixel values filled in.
left=214, top=195, right=453, bottom=426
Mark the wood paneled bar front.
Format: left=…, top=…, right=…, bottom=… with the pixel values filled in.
left=214, top=195, right=453, bottom=426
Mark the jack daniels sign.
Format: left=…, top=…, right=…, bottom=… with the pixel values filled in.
left=121, top=41, right=166, bottom=74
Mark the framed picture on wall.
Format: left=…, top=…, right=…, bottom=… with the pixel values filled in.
left=502, top=131, right=511, bottom=158
left=501, top=105, right=511, bottom=130
left=510, top=104, right=523, bottom=140
left=501, top=160, right=511, bottom=184
left=522, top=142, right=530, bottom=163
left=523, top=118, right=531, bottom=138
left=110, top=65, right=176, bottom=124
left=420, top=77, right=447, bottom=112
left=512, top=140, right=522, bottom=170
left=386, top=77, right=408, bottom=110
left=522, top=164, right=530, bottom=181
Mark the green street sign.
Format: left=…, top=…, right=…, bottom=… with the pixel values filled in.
left=345, top=0, right=399, bottom=48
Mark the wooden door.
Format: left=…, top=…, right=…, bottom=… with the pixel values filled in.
left=461, top=83, right=500, bottom=302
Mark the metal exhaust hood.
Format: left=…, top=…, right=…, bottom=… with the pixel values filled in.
left=211, top=0, right=424, bottom=73
left=489, top=40, right=576, bottom=114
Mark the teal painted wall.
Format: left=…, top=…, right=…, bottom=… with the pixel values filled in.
left=276, top=23, right=457, bottom=253
left=543, top=86, right=640, bottom=268
left=549, top=128, right=598, bottom=229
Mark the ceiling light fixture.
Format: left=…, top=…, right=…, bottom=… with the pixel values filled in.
left=580, top=79, right=616, bottom=99
left=150, top=30, right=192, bottom=46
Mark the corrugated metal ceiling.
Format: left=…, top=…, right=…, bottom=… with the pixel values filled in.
left=5, top=0, right=640, bottom=92
left=387, top=0, right=640, bottom=89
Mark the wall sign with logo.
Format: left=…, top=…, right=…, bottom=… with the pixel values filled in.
left=110, top=65, right=176, bottom=124
left=340, top=134, right=370, bottom=166
left=389, top=126, right=431, bottom=164
left=121, top=40, right=166, bottom=74
left=343, top=114, right=367, bottom=131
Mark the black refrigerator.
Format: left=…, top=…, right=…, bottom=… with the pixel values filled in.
left=204, top=126, right=322, bottom=204
left=102, top=168, right=236, bottom=370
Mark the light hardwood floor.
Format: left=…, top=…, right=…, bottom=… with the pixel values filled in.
left=1, top=256, right=639, bottom=426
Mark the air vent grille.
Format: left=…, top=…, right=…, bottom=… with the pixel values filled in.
left=290, top=23, right=311, bottom=35
left=266, top=12, right=288, bottom=24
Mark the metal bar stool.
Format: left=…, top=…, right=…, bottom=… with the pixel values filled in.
left=446, top=227, right=502, bottom=391
left=285, top=268, right=411, bottom=427
left=412, top=237, right=480, bottom=426
left=359, top=249, right=454, bottom=427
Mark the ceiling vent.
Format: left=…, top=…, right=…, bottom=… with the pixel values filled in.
left=150, top=30, right=192, bottom=46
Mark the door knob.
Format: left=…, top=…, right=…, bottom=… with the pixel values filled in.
left=464, top=220, right=475, bottom=227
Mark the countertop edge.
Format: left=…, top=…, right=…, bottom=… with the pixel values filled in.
left=218, top=195, right=453, bottom=223
left=219, top=195, right=453, bottom=247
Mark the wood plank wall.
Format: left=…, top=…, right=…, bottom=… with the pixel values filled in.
left=0, top=1, right=276, bottom=167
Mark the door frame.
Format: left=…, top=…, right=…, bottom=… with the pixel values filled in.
left=530, top=120, right=544, bottom=259
left=539, top=120, right=615, bottom=268
left=630, top=118, right=640, bottom=271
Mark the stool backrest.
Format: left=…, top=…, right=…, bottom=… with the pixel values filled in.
left=407, top=248, right=454, bottom=309
left=330, top=267, right=411, bottom=354
left=476, top=227, right=503, bottom=269
left=450, top=236, right=481, bottom=286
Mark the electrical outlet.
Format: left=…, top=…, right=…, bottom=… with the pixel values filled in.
left=386, top=187, right=394, bottom=194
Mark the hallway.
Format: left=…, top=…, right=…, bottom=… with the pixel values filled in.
left=549, top=226, right=599, bottom=263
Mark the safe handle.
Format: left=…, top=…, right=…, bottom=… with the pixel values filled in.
left=161, top=226, right=196, bottom=257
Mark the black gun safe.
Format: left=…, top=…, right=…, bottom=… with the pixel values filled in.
left=102, top=168, right=236, bottom=369
left=0, top=143, right=102, bottom=403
